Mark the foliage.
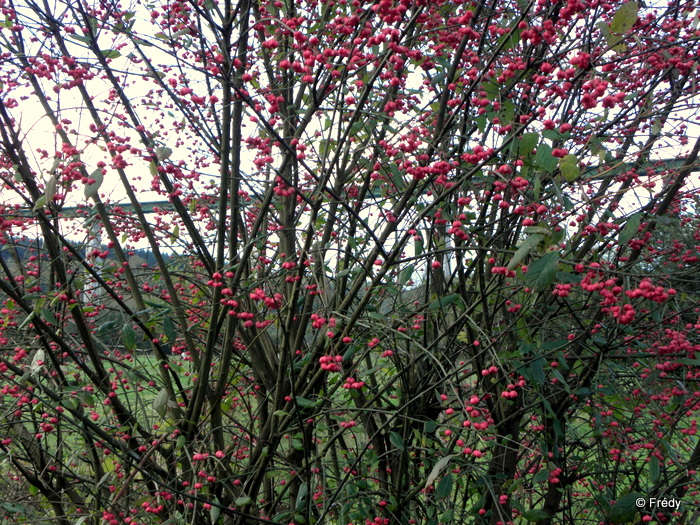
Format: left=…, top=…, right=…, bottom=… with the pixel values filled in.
left=0, top=0, right=700, bottom=524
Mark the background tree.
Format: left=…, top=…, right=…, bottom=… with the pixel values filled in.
left=0, top=0, right=700, bottom=524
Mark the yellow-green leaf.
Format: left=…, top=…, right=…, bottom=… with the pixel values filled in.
left=170, top=225, right=179, bottom=244
left=156, top=146, right=172, bottom=161
left=32, top=194, right=47, bottom=211
left=153, top=388, right=169, bottom=418
left=425, top=454, right=455, bottom=489
left=559, top=154, right=580, bottom=182
left=611, top=1, right=638, bottom=34
left=84, top=168, right=103, bottom=201
left=45, top=175, right=57, bottom=202
left=597, top=21, right=613, bottom=45
left=101, top=49, right=121, bottom=59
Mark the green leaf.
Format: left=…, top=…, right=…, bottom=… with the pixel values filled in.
left=559, top=154, right=580, bottom=182
left=122, top=323, right=136, bottom=350
left=88, top=15, right=98, bottom=34
left=534, top=143, right=558, bottom=173
left=649, top=455, right=660, bottom=483
left=153, top=388, right=169, bottom=418
left=435, top=473, right=453, bottom=499
left=507, top=234, right=544, bottom=271
left=210, top=497, right=221, bottom=523
left=427, top=293, right=465, bottom=311
left=499, top=27, right=522, bottom=51
left=608, top=492, right=643, bottom=523
left=295, top=482, right=308, bottom=512
left=542, top=129, right=562, bottom=141
left=611, top=1, right=639, bottom=34
left=532, top=469, right=549, bottom=484
left=294, top=396, right=317, bottom=408
left=519, top=132, right=539, bottom=155
left=77, top=391, right=95, bottom=406
left=595, top=493, right=612, bottom=512
left=389, top=431, right=404, bottom=451
left=235, top=496, right=253, bottom=506
left=619, top=213, right=642, bottom=245
left=398, top=264, right=414, bottom=285
left=336, top=267, right=359, bottom=279
left=163, top=315, right=176, bottom=343
left=522, top=509, right=550, bottom=522
left=524, top=252, right=559, bottom=292
left=425, top=455, right=454, bottom=489
left=414, top=231, right=424, bottom=256
left=523, top=225, right=554, bottom=236
left=475, top=114, right=487, bottom=133
left=84, top=168, right=103, bottom=201
left=18, top=311, right=35, bottom=330
left=659, top=439, right=681, bottom=465
left=388, top=164, right=406, bottom=191
left=101, top=49, right=121, bottom=59
left=69, top=34, right=92, bottom=44
left=2, top=503, right=28, bottom=514
left=596, top=384, right=616, bottom=396
left=597, top=20, right=613, bottom=45
left=348, top=120, right=366, bottom=137
left=30, top=349, right=45, bottom=374
left=500, top=100, right=515, bottom=124
left=40, top=308, right=57, bottom=325
left=132, top=37, right=153, bottom=47
left=553, top=419, right=564, bottom=439
left=529, top=357, right=546, bottom=386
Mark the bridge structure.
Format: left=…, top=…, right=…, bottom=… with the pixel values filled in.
left=12, top=200, right=194, bottom=218
left=6, top=156, right=698, bottom=220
